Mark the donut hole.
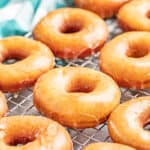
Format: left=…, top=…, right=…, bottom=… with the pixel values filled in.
left=4, top=125, right=39, bottom=147
left=66, top=78, right=96, bottom=93
left=142, top=111, right=150, bottom=131
left=144, top=123, right=150, bottom=131
left=60, top=21, right=83, bottom=34
left=7, top=136, right=35, bottom=146
left=126, top=47, right=149, bottom=58
left=5, top=130, right=39, bottom=147
left=146, top=11, right=150, bottom=19
left=1, top=53, right=27, bottom=65
left=2, top=58, right=20, bottom=64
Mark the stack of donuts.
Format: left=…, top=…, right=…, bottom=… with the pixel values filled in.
left=0, top=0, right=149, bottom=149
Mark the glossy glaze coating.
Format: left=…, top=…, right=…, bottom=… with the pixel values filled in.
left=34, top=67, right=121, bottom=129
left=0, top=91, right=8, bottom=117
left=75, top=0, right=131, bottom=18
left=100, top=32, right=150, bottom=89
left=0, top=36, right=54, bottom=92
left=33, top=8, right=108, bottom=59
left=83, top=142, right=135, bottom=150
left=118, top=0, right=150, bottom=31
left=0, top=116, right=72, bottom=150
left=108, top=96, right=150, bottom=150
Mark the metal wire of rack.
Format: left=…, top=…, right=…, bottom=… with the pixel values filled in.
left=5, top=18, right=150, bottom=150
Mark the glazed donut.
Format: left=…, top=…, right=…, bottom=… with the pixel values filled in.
left=108, top=96, right=150, bottom=150
left=75, top=0, right=131, bottom=18
left=34, top=67, right=121, bottom=129
left=0, top=116, right=72, bottom=150
left=0, top=91, right=8, bottom=117
left=0, top=36, right=54, bottom=92
left=33, top=8, right=108, bottom=59
left=83, top=142, right=136, bottom=150
left=100, top=32, right=150, bottom=89
left=118, top=0, right=150, bottom=31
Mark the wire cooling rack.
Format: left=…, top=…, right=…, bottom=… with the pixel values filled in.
left=5, top=18, right=150, bottom=150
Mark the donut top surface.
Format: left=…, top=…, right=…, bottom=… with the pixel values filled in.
left=0, top=116, right=72, bottom=150
left=118, top=0, right=150, bottom=31
left=75, top=0, right=131, bottom=18
left=0, top=36, right=54, bottom=92
left=83, top=142, right=136, bottom=150
left=33, top=8, right=108, bottom=59
left=100, top=32, right=150, bottom=89
left=34, top=67, right=120, bottom=128
left=108, top=96, right=150, bottom=150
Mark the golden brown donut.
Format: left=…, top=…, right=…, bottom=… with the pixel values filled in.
left=0, top=36, right=54, bottom=92
left=33, top=8, right=108, bottom=59
left=0, top=91, right=8, bottom=117
left=83, top=142, right=136, bottom=150
left=108, top=96, right=150, bottom=150
left=34, top=67, right=121, bottom=129
left=0, top=116, right=72, bottom=150
left=118, top=0, right=150, bottom=31
left=75, top=0, right=131, bottom=18
left=100, top=32, right=150, bottom=89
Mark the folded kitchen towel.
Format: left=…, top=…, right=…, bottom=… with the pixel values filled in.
left=0, top=0, right=74, bottom=38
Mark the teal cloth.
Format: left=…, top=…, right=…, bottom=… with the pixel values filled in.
left=0, top=0, right=74, bottom=38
